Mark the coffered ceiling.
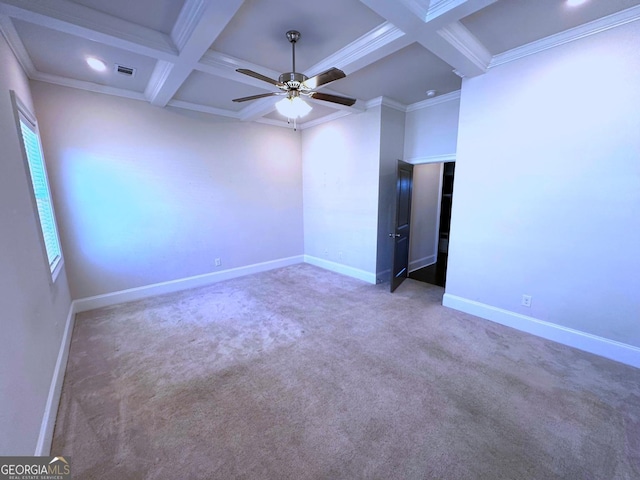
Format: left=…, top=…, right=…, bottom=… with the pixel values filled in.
left=1, top=0, right=639, bottom=129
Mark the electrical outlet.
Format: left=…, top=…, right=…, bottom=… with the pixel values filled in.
left=521, top=294, right=532, bottom=307
left=338, top=251, right=343, bottom=260
left=215, top=258, right=222, bottom=267
left=324, top=248, right=329, bottom=257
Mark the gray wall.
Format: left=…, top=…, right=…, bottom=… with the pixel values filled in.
left=0, top=34, right=72, bottom=454
left=447, top=20, right=640, bottom=347
left=31, top=82, right=304, bottom=299
left=404, top=96, right=460, bottom=162
left=302, top=107, right=381, bottom=278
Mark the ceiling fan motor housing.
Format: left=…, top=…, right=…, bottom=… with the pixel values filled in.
left=279, top=72, right=308, bottom=90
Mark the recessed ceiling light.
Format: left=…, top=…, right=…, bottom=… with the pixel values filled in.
left=566, top=0, right=588, bottom=6
left=86, top=57, right=106, bottom=72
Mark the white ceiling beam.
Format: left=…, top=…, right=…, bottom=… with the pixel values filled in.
left=147, top=0, right=244, bottom=107
left=359, top=0, right=496, bottom=77
left=424, top=0, right=498, bottom=25
left=360, top=0, right=427, bottom=33
left=30, top=70, right=147, bottom=102
left=306, top=22, right=411, bottom=77
left=424, top=21, right=492, bottom=77
left=145, top=60, right=175, bottom=103
left=0, top=0, right=178, bottom=60
left=171, top=0, right=209, bottom=52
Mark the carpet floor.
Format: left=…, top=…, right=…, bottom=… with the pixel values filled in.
left=52, top=264, right=640, bottom=479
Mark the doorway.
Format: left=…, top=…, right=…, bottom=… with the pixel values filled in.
left=409, top=161, right=455, bottom=287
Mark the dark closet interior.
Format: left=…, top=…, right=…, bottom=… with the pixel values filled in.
left=410, top=161, right=455, bottom=287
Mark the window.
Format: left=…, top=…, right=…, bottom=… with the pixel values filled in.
left=12, top=92, right=63, bottom=277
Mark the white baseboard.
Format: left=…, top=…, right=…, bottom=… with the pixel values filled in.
left=35, top=301, right=77, bottom=455
left=74, top=256, right=305, bottom=313
left=409, top=255, right=437, bottom=273
left=442, top=294, right=640, bottom=369
left=405, top=153, right=456, bottom=165
left=304, top=255, right=377, bottom=284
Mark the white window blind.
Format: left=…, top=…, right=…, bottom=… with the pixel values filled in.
left=18, top=112, right=62, bottom=274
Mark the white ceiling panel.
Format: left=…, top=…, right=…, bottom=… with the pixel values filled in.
left=461, top=0, right=640, bottom=55
left=330, top=43, right=461, bottom=105
left=13, top=19, right=156, bottom=93
left=68, top=0, right=186, bottom=34
left=210, top=0, right=385, bottom=73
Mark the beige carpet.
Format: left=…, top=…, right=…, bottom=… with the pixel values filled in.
left=52, top=264, right=640, bottom=479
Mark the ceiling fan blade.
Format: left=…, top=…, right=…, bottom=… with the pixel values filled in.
left=303, top=67, right=346, bottom=90
left=232, top=92, right=282, bottom=102
left=236, top=69, right=284, bottom=87
left=309, top=91, right=356, bottom=107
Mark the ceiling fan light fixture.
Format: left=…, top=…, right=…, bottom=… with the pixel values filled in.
left=276, top=96, right=312, bottom=119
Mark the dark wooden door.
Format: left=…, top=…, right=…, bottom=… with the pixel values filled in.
left=390, top=160, right=413, bottom=292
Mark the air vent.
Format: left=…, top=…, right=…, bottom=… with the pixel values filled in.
left=114, top=64, right=136, bottom=77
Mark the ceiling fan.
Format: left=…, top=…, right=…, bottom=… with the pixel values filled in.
left=232, top=30, right=356, bottom=119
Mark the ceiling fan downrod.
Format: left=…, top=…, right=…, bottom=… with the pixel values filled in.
left=279, top=30, right=306, bottom=89
left=286, top=30, right=300, bottom=73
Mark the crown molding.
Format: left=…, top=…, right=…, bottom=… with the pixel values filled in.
left=253, top=115, right=347, bottom=131
left=425, top=0, right=463, bottom=22
left=399, top=0, right=429, bottom=21
left=0, top=0, right=178, bottom=60
left=306, top=21, right=406, bottom=76
left=490, top=4, right=640, bottom=69
left=144, top=60, right=174, bottom=102
left=436, top=21, right=491, bottom=73
left=166, top=99, right=240, bottom=119
left=171, top=0, right=207, bottom=52
left=365, top=96, right=407, bottom=112
left=0, top=15, right=36, bottom=76
left=425, top=0, right=499, bottom=25
left=253, top=116, right=292, bottom=129
left=406, top=89, right=461, bottom=112
left=298, top=110, right=354, bottom=130
left=380, top=97, right=408, bottom=112
left=30, top=71, right=147, bottom=102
